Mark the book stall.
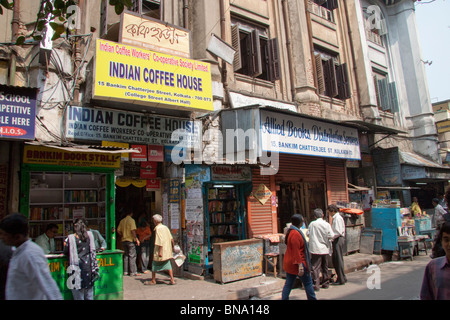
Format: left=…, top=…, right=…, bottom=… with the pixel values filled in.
left=370, top=196, right=432, bottom=259
left=20, top=145, right=124, bottom=299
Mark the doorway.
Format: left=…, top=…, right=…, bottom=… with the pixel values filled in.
left=277, top=182, right=327, bottom=232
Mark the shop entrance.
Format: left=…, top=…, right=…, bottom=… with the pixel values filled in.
left=115, top=184, right=156, bottom=248
left=277, top=182, right=327, bottom=232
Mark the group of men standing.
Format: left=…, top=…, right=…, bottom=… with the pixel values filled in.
left=308, top=204, right=347, bottom=290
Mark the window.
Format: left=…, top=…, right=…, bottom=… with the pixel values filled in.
left=231, top=20, right=281, bottom=82
left=130, top=0, right=161, bottom=19
left=373, top=72, right=399, bottom=113
left=313, top=0, right=339, bottom=11
left=308, top=0, right=338, bottom=22
left=314, top=49, right=351, bottom=100
left=100, top=0, right=162, bottom=37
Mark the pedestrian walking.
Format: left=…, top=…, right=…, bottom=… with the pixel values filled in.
left=0, top=239, right=12, bottom=300
left=420, top=222, right=450, bottom=300
left=0, top=213, right=62, bottom=300
left=328, top=204, right=347, bottom=285
left=136, top=215, right=152, bottom=274
left=281, top=214, right=316, bottom=300
left=432, top=198, right=447, bottom=230
left=307, top=208, right=334, bottom=291
left=117, top=208, right=140, bottom=276
left=146, top=214, right=175, bottom=285
left=64, top=219, right=100, bottom=300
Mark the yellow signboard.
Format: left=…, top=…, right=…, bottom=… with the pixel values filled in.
left=437, top=120, right=450, bottom=133
left=93, top=39, right=213, bottom=112
left=23, top=145, right=121, bottom=169
left=120, top=12, right=190, bottom=58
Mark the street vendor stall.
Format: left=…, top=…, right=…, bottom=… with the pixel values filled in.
left=371, top=199, right=432, bottom=258
left=19, top=145, right=123, bottom=299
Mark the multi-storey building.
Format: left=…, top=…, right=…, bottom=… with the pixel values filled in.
left=0, top=0, right=448, bottom=292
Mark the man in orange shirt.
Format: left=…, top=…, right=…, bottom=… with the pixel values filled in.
left=281, top=214, right=317, bottom=300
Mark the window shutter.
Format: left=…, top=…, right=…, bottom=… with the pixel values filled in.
left=377, top=78, right=390, bottom=111
left=373, top=75, right=381, bottom=107
left=388, top=81, right=399, bottom=113
left=337, top=63, right=351, bottom=100
left=249, top=29, right=262, bottom=77
left=315, top=54, right=325, bottom=95
left=268, top=38, right=281, bottom=81
left=231, top=24, right=242, bottom=72
left=324, top=59, right=338, bottom=98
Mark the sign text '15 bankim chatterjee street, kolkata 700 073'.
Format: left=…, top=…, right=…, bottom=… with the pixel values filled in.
left=93, top=39, right=214, bottom=112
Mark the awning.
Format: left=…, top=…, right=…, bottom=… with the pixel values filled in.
left=348, top=183, right=371, bottom=193
left=25, top=141, right=140, bottom=153
left=399, top=151, right=442, bottom=168
left=340, top=120, right=406, bottom=135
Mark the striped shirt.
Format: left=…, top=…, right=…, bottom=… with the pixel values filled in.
left=420, top=256, right=450, bottom=300
left=6, top=240, right=62, bottom=300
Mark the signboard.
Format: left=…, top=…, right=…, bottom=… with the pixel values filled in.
left=23, top=145, right=121, bottom=168
left=131, top=144, right=147, bottom=161
left=260, top=110, right=361, bottom=160
left=146, top=178, right=160, bottom=190
left=0, top=85, right=37, bottom=140
left=65, top=105, right=201, bottom=147
left=211, top=165, right=251, bottom=181
left=140, top=161, right=157, bottom=179
left=93, top=39, right=213, bottom=111
left=437, top=120, right=450, bottom=134
left=213, top=239, right=263, bottom=284
left=253, top=184, right=272, bottom=205
left=120, top=12, right=190, bottom=58
left=372, top=147, right=401, bottom=186
left=148, top=144, right=164, bottom=161
left=169, top=179, right=180, bottom=203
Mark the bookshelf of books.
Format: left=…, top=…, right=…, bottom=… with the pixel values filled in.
left=28, top=172, right=107, bottom=253
left=205, top=184, right=245, bottom=255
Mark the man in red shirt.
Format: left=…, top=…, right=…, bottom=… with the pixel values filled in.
left=281, top=214, right=317, bottom=300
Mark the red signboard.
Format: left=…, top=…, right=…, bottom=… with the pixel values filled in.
left=131, top=145, right=147, bottom=161
left=146, top=179, right=160, bottom=190
left=140, top=161, right=157, bottom=179
left=148, top=145, right=164, bottom=162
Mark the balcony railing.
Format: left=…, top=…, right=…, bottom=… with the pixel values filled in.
left=307, top=0, right=335, bottom=23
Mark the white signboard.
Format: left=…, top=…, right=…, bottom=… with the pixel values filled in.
left=65, top=105, right=200, bottom=147
left=260, top=110, right=361, bottom=160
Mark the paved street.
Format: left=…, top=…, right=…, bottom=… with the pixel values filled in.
left=123, top=254, right=432, bottom=301
left=262, top=254, right=430, bottom=300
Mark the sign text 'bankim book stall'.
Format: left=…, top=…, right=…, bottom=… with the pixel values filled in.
left=93, top=39, right=213, bottom=112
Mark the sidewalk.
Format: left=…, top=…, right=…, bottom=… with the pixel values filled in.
left=123, top=253, right=389, bottom=300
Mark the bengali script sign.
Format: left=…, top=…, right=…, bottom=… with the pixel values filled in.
left=260, top=110, right=361, bottom=160
left=120, top=12, right=190, bottom=58
left=93, top=39, right=213, bottom=111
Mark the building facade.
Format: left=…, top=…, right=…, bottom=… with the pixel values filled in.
left=0, top=0, right=447, bottom=281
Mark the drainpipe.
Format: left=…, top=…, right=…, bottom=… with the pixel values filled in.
left=8, top=0, right=20, bottom=213
left=72, top=0, right=84, bottom=103
left=281, top=0, right=295, bottom=102
left=183, top=0, right=188, bottom=29
left=9, top=0, right=20, bottom=86
left=219, top=0, right=229, bottom=107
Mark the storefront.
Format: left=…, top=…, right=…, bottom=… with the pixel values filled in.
left=221, top=105, right=362, bottom=237
left=19, top=144, right=127, bottom=299
left=372, top=146, right=450, bottom=211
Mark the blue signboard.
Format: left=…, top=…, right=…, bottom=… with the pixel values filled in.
left=0, top=85, right=37, bottom=140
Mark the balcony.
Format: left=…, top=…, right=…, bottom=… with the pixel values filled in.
left=307, top=0, right=335, bottom=23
